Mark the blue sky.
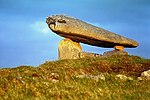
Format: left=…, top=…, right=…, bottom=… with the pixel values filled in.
left=0, top=0, right=150, bottom=67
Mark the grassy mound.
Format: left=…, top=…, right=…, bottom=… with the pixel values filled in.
left=0, top=55, right=150, bottom=99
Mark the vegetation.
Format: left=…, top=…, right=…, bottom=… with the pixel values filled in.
left=0, top=55, right=150, bottom=99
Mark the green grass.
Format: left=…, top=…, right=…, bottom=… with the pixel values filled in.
left=0, top=55, right=150, bottom=99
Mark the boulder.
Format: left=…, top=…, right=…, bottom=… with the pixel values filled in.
left=103, top=50, right=128, bottom=57
left=79, top=52, right=102, bottom=58
left=138, top=70, right=150, bottom=80
left=58, top=38, right=82, bottom=59
left=46, top=15, right=139, bottom=48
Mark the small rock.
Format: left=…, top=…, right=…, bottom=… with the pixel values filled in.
left=79, top=52, right=102, bottom=58
left=47, top=73, right=60, bottom=83
left=76, top=74, right=87, bottom=78
left=116, top=74, right=133, bottom=80
left=51, top=79, right=59, bottom=83
left=137, top=77, right=143, bottom=80
left=103, top=50, right=128, bottom=57
left=50, top=73, right=59, bottom=79
left=97, top=74, right=106, bottom=81
left=138, top=70, right=150, bottom=80
left=76, top=74, right=105, bottom=81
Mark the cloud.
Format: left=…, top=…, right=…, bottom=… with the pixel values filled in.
left=30, top=21, right=50, bottom=34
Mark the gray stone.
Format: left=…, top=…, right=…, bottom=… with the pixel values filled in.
left=138, top=70, right=150, bottom=80
left=103, top=50, right=128, bottom=57
left=46, top=15, right=139, bottom=48
left=116, top=74, right=133, bottom=80
left=76, top=74, right=105, bottom=81
left=47, top=73, right=59, bottom=83
left=79, top=52, right=102, bottom=58
left=58, top=38, right=82, bottom=59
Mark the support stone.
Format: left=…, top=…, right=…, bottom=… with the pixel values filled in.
left=79, top=52, right=102, bottom=58
left=58, top=38, right=82, bottom=60
left=114, top=46, right=124, bottom=51
left=103, top=50, right=128, bottom=57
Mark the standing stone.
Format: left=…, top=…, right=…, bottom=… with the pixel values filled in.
left=58, top=38, right=82, bottom=59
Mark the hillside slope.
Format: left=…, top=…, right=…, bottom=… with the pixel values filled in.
left=0, top=55, right=150, bottom=99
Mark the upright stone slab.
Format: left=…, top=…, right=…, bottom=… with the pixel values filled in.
left=58, top=38, right=82, bottom=59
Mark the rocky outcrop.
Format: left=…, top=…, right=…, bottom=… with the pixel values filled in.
left=46, top=15, right=139, bottom=60
left=58, top=38, right=82, bottom=59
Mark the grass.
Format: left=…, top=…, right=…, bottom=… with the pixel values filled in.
left=0, top=55, right=150, bottom=99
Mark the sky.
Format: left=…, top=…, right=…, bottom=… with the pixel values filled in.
left=0, top=0, right=150, bottom=68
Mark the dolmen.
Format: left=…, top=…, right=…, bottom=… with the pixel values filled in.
left=46, top=15, right=139, bottom=59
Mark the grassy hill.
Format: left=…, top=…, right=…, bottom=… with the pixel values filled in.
left=0, top=55, right=150, bottom=99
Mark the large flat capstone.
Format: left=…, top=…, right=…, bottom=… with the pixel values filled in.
left=46, top=15, right=139, bottom=48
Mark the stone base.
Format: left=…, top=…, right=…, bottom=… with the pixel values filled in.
left=58, top=38, right=82, bottom=59
left=79, top=52, right=102, bottom=58
left=58, top=38, right=128, bottom=59
left=103, top=50, right=128, bottom=57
